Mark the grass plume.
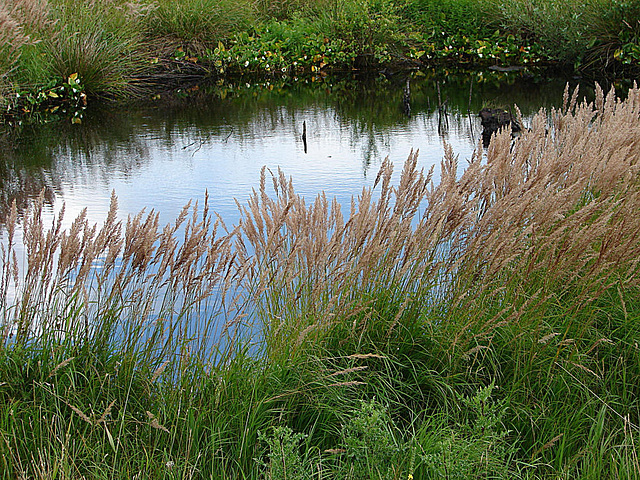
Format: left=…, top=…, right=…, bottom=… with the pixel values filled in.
left=1, top=84, right=640, bottom=478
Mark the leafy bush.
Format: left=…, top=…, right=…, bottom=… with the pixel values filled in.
left=257, top=426, right=313, bottom=480
left=401, top=0, right=495, bottom=37
left=421, top=383, right=514, bottom=479
left=339, top=399, right=404, bottom=480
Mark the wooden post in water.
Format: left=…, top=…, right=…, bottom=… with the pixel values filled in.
left=403, top=77, right=411, bottom=117
left=437, top=81, right=449, bottom=135
left=468, top=78, right=475, bottom=142
left=302, top=120, right=307, bottom=154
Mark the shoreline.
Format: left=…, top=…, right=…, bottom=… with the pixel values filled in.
left=2, top=0, right=638, bottom=123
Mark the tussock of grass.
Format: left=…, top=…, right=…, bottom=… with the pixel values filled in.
left=2, top=85, right=640, bottom=478
left=490, top=0, right=640, bottom=68
left=148, top=0, right=256, bottom=53
left=2, top=0, right=147, bottom=98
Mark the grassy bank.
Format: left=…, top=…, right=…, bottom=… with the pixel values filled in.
left=1, top=0, right=639, bottom=117
left=1, top=84, right=640, bottom=478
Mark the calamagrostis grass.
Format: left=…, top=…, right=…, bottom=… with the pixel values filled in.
left=237, top=83, right=640, bottom=357
left=456, top=84, right=640, bottom=309
left=1, top=84, right=640, bottom=367
left=0, top=1, right=32, bottom=91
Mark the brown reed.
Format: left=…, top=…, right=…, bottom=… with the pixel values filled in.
left=0, top=1, right=30, bottom=92
left=1, top=84, right=639, bottom=367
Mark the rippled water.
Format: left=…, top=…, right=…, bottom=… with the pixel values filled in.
left=1, top=72, right=579, bottom=232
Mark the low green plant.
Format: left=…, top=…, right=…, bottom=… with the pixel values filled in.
left=256, top=426, right=314, bottom=480
left=339, top=398, right=405, bottom=480
left=421, top=382, right=515, bottom=479
left=253, top=0, right=335, bottom=21
left=5, top=73, right=86, bottom=124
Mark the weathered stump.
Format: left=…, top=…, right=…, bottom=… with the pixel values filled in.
left=479, top=107, right=521, bottom=146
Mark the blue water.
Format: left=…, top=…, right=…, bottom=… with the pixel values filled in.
left=0, top=73, right=574, bottom=233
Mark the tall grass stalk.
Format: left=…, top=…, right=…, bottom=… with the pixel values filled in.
left=0, top=1, right=32, bottom=104
left=2, top=84, right=640, bottom=477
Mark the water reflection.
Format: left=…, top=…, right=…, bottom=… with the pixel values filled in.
left=0, top=71, right=581, bottom=231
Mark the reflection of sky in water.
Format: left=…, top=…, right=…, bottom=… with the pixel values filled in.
left=0, top=75, right=574, bottom=337
left=1, top=73, right=576, bottom=262
left=52, top=107, right=480, bottom=231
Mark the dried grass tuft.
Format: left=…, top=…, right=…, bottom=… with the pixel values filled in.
left=1, top=83, right=640, bottom=370
left=146, top=411, right=170, bottom=433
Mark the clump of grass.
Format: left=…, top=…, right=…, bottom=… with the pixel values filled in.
left=0, top=2, right=32, bottom=103
left=43, top=26, right=143, bottom=99
left=585, top=0, right=640, bottom=70
left=486, top=0, right=593, bottom=63
left=146, top=0, right=256, bottom=53
left=487, top=0, right=640, bottom=69
left=3, top=0, right=638, bottom=105
left=2, top=84, right=640, bottom=478
left=312, top=0, right=407, bottom=65
left=401, top=0, right=494, bottom=37
left=3, top=0, right=148, bottom=99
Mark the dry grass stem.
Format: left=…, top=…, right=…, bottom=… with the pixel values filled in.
left=151, top=360, right=170, bottom=383
left=67, top=404, right=92, bottom=425
left=47, top=357, right=74, bottom=378
left=146, top=411, right=170, bottom=433
left=1, top=83, right=639, bottom=372
left=97, top=399, right=117, bottom=425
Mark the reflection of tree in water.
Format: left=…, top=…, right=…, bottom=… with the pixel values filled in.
left=319, top=71, right=572, bottom=171
left=0, top=127, right=58, bottom=222
left=359, top=126, right=381, bottom=173
left=51, top=110, right=152, bottom=183
left=0, top=70, right=574, bottom=224
left=113, top=71, right=572, bottom=168
left=0, top=109, right=155, bottom=223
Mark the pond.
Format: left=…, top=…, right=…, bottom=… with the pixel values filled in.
left=0, top=70, right=584, bottom=234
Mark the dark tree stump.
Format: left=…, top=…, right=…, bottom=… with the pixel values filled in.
left=479, top=107, right=521, bottom=146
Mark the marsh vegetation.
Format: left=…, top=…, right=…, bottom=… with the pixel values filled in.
left=1, top=84, right=640, bottom=478
left=1, top=0, right=639, bottom=115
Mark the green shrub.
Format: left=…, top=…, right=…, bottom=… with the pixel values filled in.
left=256, top=426, right=313, bottom=480
left=401, top=0, right=495, bottom=37
left=148, top=0, right=256, bottom=51
left=420, top=383, right=515, bottom=479
left=339, top=399, right=404, bottom=480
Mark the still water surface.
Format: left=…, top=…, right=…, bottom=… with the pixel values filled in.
left=1, top=72, right=578, bottom=231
